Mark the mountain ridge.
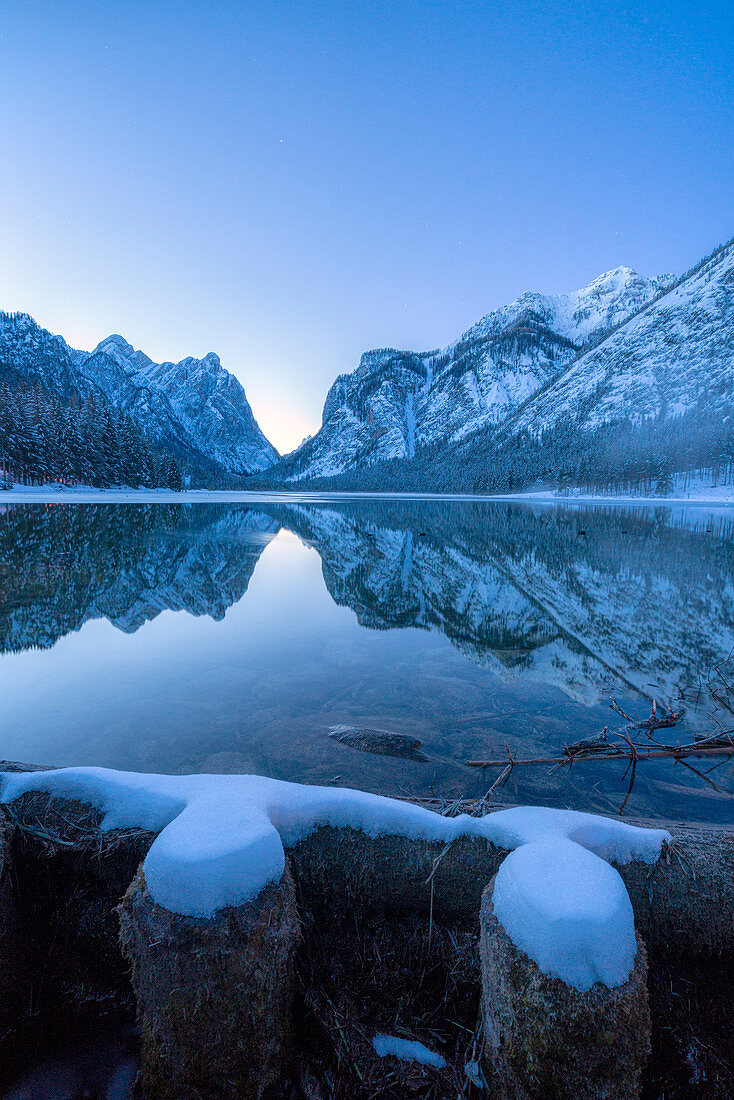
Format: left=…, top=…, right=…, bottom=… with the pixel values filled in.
left=275, top=265, right=672, bottom=481
left=3, top=235, right=731, bottom=492
left=0, top=313, right=278, bottom=477
left=501, top=237, right=734, bottom=439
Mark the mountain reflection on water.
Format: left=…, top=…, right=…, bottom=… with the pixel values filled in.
left=0, top=498, right=732, bottom=824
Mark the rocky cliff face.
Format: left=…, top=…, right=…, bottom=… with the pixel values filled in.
left=0, top=314, right=278, bottom=476
left=88, top=336, right=279, bottom=474
left=278, top=267, right=670, bottom=480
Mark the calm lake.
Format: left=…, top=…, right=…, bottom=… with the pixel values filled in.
left=1, top=495, right=732, bottom=825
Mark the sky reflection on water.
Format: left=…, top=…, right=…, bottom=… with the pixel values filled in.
left=0, top=498, right=732, bottom=824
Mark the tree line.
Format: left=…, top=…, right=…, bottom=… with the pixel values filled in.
left=0, top=378, right=183, bottom=490
left=263, top=400, right=734, bottom=497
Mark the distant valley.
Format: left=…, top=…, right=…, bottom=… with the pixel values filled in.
left=1, top=236, right=732, bottom=494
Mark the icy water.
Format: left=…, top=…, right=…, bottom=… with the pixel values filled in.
left=0, top=495, right=733, bottom=825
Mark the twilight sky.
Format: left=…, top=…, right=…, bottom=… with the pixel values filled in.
left=0, top=1, right=732, bottom=453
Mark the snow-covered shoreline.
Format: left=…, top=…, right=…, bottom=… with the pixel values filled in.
left=1, top=763, right=730, bottom=1098
left=1, top=482, right=734, bottom=506
left=1, top=766, right=667, bottom=989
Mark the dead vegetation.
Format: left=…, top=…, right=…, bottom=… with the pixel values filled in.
left=0, top=740, right=732, bottom=1098
left=290, top=903, right=485, bottom=1099
left=464, top=680, right=734, bottom=815
left=644, top=950, right=734, bottom=1100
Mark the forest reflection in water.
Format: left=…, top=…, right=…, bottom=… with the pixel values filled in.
left=0, top=497, right=732, bottom=824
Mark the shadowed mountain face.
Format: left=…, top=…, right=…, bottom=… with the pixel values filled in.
left=0, top=313, right=279, bottom=476
left=276, top=267, right=670, bottom=480
left=2, top=500, right=732, bottom=714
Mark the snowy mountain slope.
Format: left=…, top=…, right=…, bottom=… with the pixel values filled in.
left=504, top=239, right=734, bottom=438
left=277, top=267, right=668, bottom=480
left=89, top=336, right=279, bottom=473
left=0, top=311, right=96, bottom=401
left=0, top=313, right=278, bottom=475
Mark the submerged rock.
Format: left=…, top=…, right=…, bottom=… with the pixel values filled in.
left=480, top=875, right=650, bottom=1099
left=328, top=724, right=426, bottom=760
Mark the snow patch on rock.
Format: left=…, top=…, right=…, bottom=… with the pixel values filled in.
left=492, top=837, right=637, bottom=990
left=0, top=767, right=668, bottom=990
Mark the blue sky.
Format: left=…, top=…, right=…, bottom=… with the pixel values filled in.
left=0, top=0, right=731, bottom=452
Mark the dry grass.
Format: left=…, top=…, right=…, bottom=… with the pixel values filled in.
left=291, top=904, right=485, bottom=1099
left=644, top=950, right=734, bottom=1100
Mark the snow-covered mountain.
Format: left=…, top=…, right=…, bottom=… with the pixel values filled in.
left=87, top=335, right=278, bottom=474
left=0, top=313, right=278, bottom=475
left=277, top=266, right=669, bottom=480
left=503, top=239, right=734, bottom=439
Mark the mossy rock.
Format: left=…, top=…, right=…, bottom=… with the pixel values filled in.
left=617, top=823, right=734, bottom=955
left=119, top=863, right=299, bottom=1100
left=289, top=825, right=504, bottom=921
left=480, top=878, right=650, bottom=1100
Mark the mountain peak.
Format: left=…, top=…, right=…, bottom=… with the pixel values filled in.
left=592, top=263, right=636, bottom=280
left=92, top=334, right=154, bottom=375
left=278, top=260, right=671, bottom=482
left=507, top=235, right=734, bottom=439
left=578, top=264, right=647, bottom=296
left=94, top=333, right=134, bottom=356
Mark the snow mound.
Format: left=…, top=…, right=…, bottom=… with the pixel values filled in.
left=492, top=838, right=636, bottom=990
left=483, top=805, right=668, bottom=866
left=372, top=1034, right=446, bottom=1069
left=0, top=769, right=668, bottom=936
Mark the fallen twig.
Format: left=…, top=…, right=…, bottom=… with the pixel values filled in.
left=616, top=730, right=639, bottom=814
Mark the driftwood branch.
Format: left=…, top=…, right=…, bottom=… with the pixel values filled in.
left=465, top=743, right=734, bottom=768
left=465, top=698, right=732, bottom=773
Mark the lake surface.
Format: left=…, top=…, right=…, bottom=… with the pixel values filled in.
left=0, top=495, right=732, bottom=824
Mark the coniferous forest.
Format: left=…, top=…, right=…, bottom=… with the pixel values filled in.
left=258, top=401, right=734, bottom=497
left=0, top=376, right=183, bottom=490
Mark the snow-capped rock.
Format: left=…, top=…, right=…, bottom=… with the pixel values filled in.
left=0, top=766, right=666, bottom=916
left=88, top=336, right=279, bottom=473
left=277, top=267, right=669, bottom=480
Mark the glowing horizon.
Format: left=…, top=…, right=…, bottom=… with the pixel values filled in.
left=1, top=0, right=731, bottom=454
